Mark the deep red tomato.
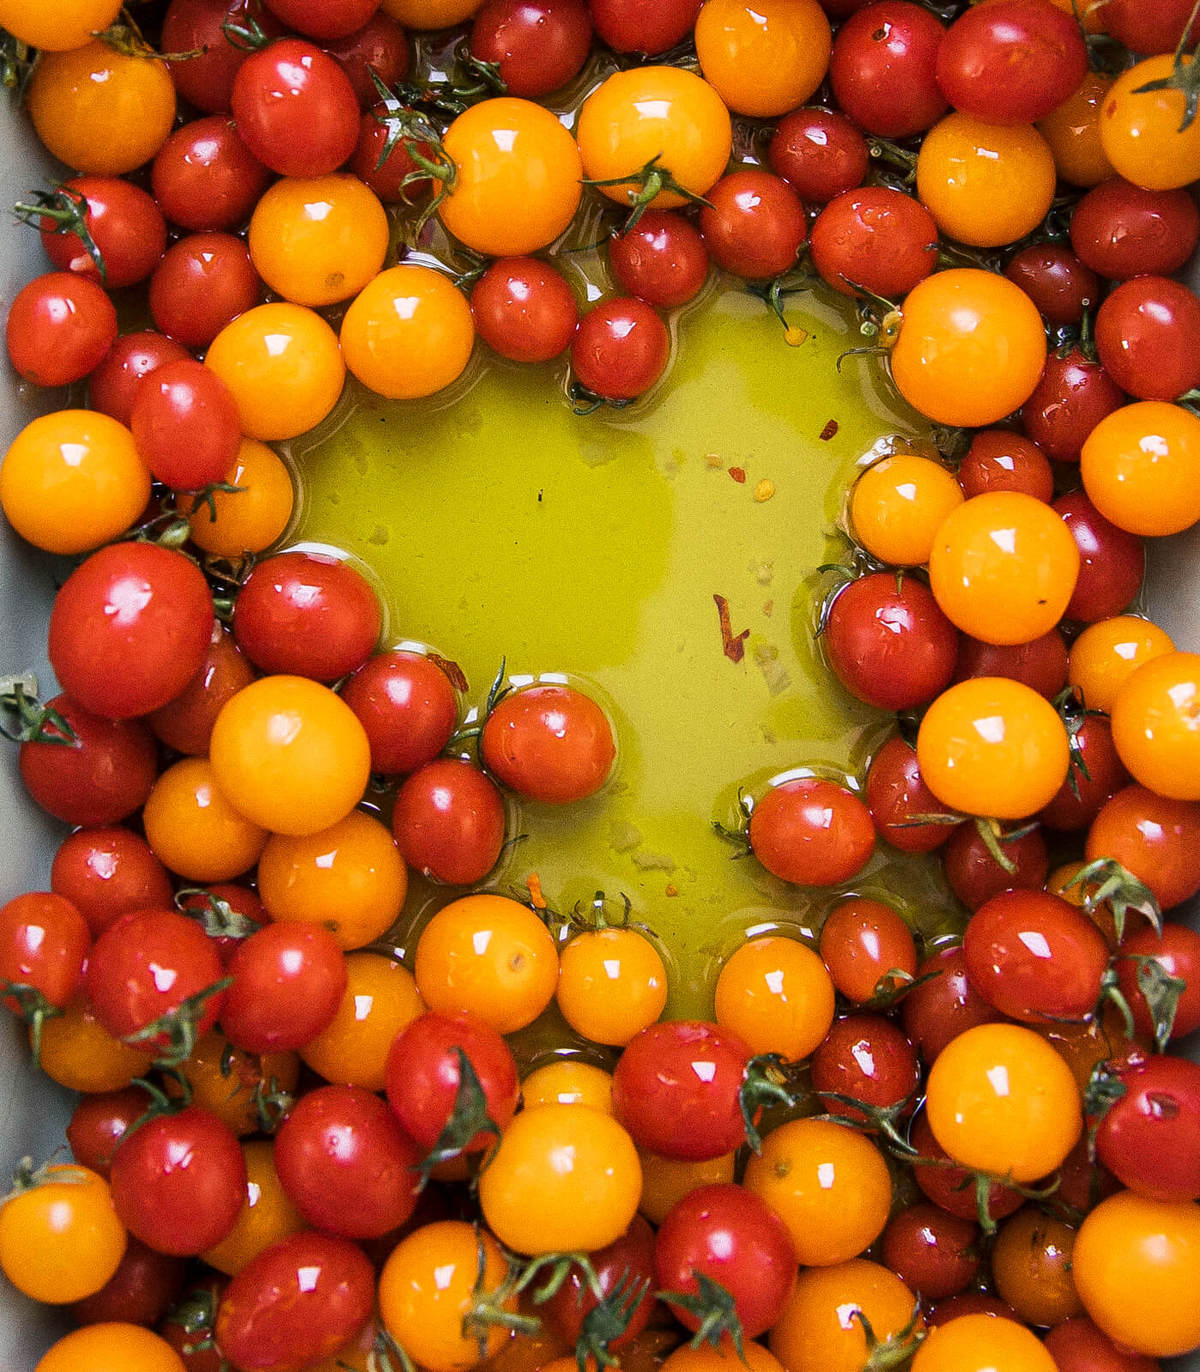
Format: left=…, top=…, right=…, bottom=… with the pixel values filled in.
left=1093, top=1054, right=1200, bottom=1203
left=571, top=296, right=671, bottom=402
left=822, top=572, right=958, bottom=712
left=941, top=819, right=1049, bottom=912
left=0, top=891, right=90, bottom=1015
left=1044, top=1315, right=1160, bottom=1372
left=608, top=210, right=710, bottom=308
left=470, top=0, right=592, bottom=97
left=957, top=430, right=1054, bottom=503
left=909, top=1109, right=1024, bottom=1224
left=274, top=1084, right=422, bottom=1238
left=748, top=775, right=875, bottom=887
left=543, top=1214, right=657, bottom=1350
left=1069, top=178, right=1200, bottom=280
left=5, top=271, right=117, bottom=388
left=481, top=682, right=615, bottom=803
left=220, top=920, right=347, bottom=1053
left=47, top=542, right=215, bottom=721
left=85, top=907, right=226, bottom=1051
left=810, top=186, right=939, bottom=300
left=1116, top=922, right=1200, bottom=1042
left=810, top=1013, right=921, bottom=1121
left=880, top=1203, right=980, bottom=1301
left=1053, top=491, right=1145, bottom=624
left=215, top=1231, right=375, bottom=1372
left=954, top=629, right=1068, bottom=699
left=18, top=695, right=158, bottom=828
left=1100, top=0, right=1200, bottom=53
left=829, top=1, right=948, bottom=138
left=349, top=106, right=435, bottom=203
left=130, top=358, right=243, bottom=491
left=233, top=551, right=382, bottom=683
left=50, top=827, right=173, bottom=936
left=1003, top=243, right=1100, bottom=328
left=322, top=12, right=411, bottom=107
left=69, top=1237, right=186, bottom=1329
left=29, top=175, right=167, bottom=289
left=88, top=330, right=191, bottom=427
left=865, top=735, right=958, bottom=854
left=339, top=650, right=458, bottom=775
left=1086, top=785, right=1200, bottom=911
left=611, top=1019, right=756, bottom=1161
left=151, top=115, right=273, bottom=233
left=67, top=1085, right=155, bottom=1179
left=109, top=1104, right=246, bottom=1255
left=586, top=0, right=702, bottom=54
left=1039, top=715, right=1129, bottom=832
left=384, top=1008, right=519, bottom=1156
left=263, top=0, right=381, bottom=39
left=470, top=256, right=580, bottom=364
left=818, top=896, right=919, bottom=1002
left=230, top=38, right=360, bottom=177
left=146, top=621, right=257, bottom=758
left=767, top=106, right=869, bottom=204
left=1021, top=348, right=1126, bottom=465
left=177, top=882, right=268, bottom=966
left=148, top=232, right=263, bottom=351
left=962, top=888, right=1111, bottom=1022
left=901, top=944, right=1006, bottom=1064
left=935, top=0, right=1086, bottom=125
left=1095, top=275, right=1200, bottom=402
left=392, top=757, right=507, bottom=886
left=654, top=1183, right=797, bottom=1340
left=162, top=0, right=286, bottom=113
left=698, top=169, right=807, bottom=281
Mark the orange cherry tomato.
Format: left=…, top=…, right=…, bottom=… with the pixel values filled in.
left=848, top=451, right=964, bottom=567
left=1099, top=54, right=1200, bottom=190
left=141, top=756, right=269, bottom=883
left=181, top=437, right=295, bottom=558
left=1036, top=71, right=1115, bottom=187
left=1080, top=400, right=1200, bottom=537
left=521, top=1058, right=614, bottom=1112
left=1111, top=651, right=1200, bottom=800
left=556, top=925, right=668, bottom=1046
left=1068, top=615, right=1176, bottom=713
left=637, top=1148, right=737, bottom=1226
left=910, top=1314, right=1058, bottom=1372
left=768, top=1259, right=921, bottom=1372
left=694, top=0, right=832, bottom=118
left=990, top=1207, right=1083, bottom=1328
left=713, top=935, right=835, bottom=1059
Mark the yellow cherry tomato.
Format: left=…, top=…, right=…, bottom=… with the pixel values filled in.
left=916, top=677, right=1070, bottom=820
left=1068, top=615, right=1176, bottom=714
left=889, top=269, right=1047, bottom=428
left=301, top=952, right=425, bottom=1091
left=661, top=1341, right=787, bottom=1372
left=141, top=756, right=269, bottom=882
left=380, top=0, right=484, bottom=27
left=0, top=1164, right=126, bottom=1304
left=205, top=302, right=345, bottom=441
left=202, top=1140, right=306, bottom=1276
left=413, top=892, right=559, bottom=1033
left=1081, top=400, right=1200, bottom=537
left=768, top=1259, right=921, bottom=1372
left=928, top=491, right=1080, bottom=646
left=37, top=1000, right=154, bottom=1094
left=438, top=98, right=583, bottom=256
left=257, top=810, right=407, bottom=950
left=341, top=264, right=475, bottom=400
left=555, top=926, right=668, bottom=1046
left=713, top=935, right=835, bottom=1060
left=249, top=175, right=389, bottom=307
left=378, top=1220, right=516, bottom=1372
left=0, top=0, right=122, bottom=49
left=1111, top=651, right=1200, bottom=800
left=27, top=41, right=175, bottom=174
left=521, top=1058, right=614, bottom=1112
left=848, top=452, right=964, bottom=567
left=694, top=0, right=832, bottom=117
left=1100, top=54, right=1200, bottom=191
left=1072, top=1191, right=1200, bottom=1357
left=576, top=67, right=732, bottom=212
left=910, top=1314, right=1058, bottom=1372
left=990, top=1207, right=1083, bottom=1328
left=924, top=1022, right=1082, bottom=1184
left=1036, top=71, right=1115, bottom=187
left=478, top=1104, right=642, bottom=1254
left=209, top=676, right=371, bottom=837
left=0, top=409, right=150, bottom=555
left=637, top=1148, right=737, bottom=1226
left=181, top=437, right=295, bottom=557
left=916, top=112, right=1056, bottom=247
left=167, top=1032, right=300, bottom=1137
left=36, top=1324, right=186, bottom=1372
left=742, top=1118, right=892, bottom=1266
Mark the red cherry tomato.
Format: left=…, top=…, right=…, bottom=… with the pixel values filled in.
left=571, top=296, right=671, bottom=402
left=748, top=775, right=875, bottom=887
left=392, top=758, right=507, bottom=886
left=481, top=682, right=616, bottom=803
left=5, top=271, right=117, bottom=388
left=130, top=358, right=243, bottom=491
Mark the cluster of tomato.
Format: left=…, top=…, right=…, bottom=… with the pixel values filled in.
left=3, top=0, right=1200, bottom=1370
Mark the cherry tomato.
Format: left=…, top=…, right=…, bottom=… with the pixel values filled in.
left=481, top=681, right=616, bottom=803
left=1101, top=0, right=1200, bottom=52
left=864, top=734, right=958, bottom=854
left=469, top=0, right=592, bottom=98
left=29, top=176, right=167, bottom=290
left=586, top=0, right=701, bottom=54
left=880, top=1204, right=979, bottom=1301
left=151, top=116, right=274, bottom=233
left=201, top=1139, right=304, bottom=1278
left=907, top=1109, right=1023, bottom=1224
left=1037, top=71, right=1115, bottom=188
left=941, top=817, right=1048, bottom=911
left=50, top=828, right=173, bottom=937
left=339, top=650, right=459, bottom=775
left=1044, top=1317, right=1161, bottom=1372
left=809, top=187, right=938, bottom=300
left=767, top=106, right=869, bottom=204
left=818, top=897, right=918, bottom=1002
left=810, top=1013, right=921, bottom=1122
left=1003, top=244, right=1100, bottom=328
left=1093, top=1054, right=1200, bottom=1203
left=263, top=0, right=382, bottom=38
left=1110, top=651, right=1200, bottom=799
left=37, top=1000, right=154, bottom=1096
left=1095, top=273, right=1200, bottom=402
left=713, top=934, right=835, bottom=1059
left=0, top=891, right=90, bottom=1024
left=748, top=774, right=875, bottom=888
left=1021, top=347, right=1126, bottom=465
left=323, top=11, right=411, bottom=106
left=5, top=271, right=117, bottom=388
left=556, top=924, right=668, bottom=1046
left=1038, top=714, right=1128, bottom=832
left=541, top=1214, right=655, bottom=1351
left=571, top=296, right=671, bottom=401
left=829, top=1, right=948, bottom=138
left=849, top=451, right=963, bottom=566
left=1069, top=177, right=1200, bottom=279
left=954, top=629, right=1068, bottom=700
left=220, top=920, right=347, bottom=1054
left=131, top=359, right=243, bottom=492
left=1086, top=784, right=1200, bottom=912
left=1069, top=614, right=1175, bottom=714
left=68, top=1237, right=187, bottom=1329
left=1082, top=400, right=1200, bottom=536
left=694, top=0, right=832, bottom=117
left=1116, top=922, right=1200, bottom=1042
left=638, top=1150, right=737, bottom=1227
left=146, top=622, right=257, bottom=759
left=470, top=256, right=579, bottom=364
left=36, top=1323, right=188, bottom=1372
left=0, top=0, right=121, bottom=49
left=910, top=1313, right=1058, bottom=1372
left=1100, top=54, right=1200, bottom=191
left=148, top=232, right=263, bottom=350
left=162, top=0, right=286, bottom=113
left=180, top=438, right=296, bottom=558
left=699, top=170, right=807, bottom=281
left=769, top=1258, right=921, bottom=1372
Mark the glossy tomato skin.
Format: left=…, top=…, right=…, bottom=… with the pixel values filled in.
left=818, top=897, right=918, bottom=1002
left=1092, top=1053, right=1200, bottom=1203
left=130, top=359, right=243, bottom=492
left=273, top=1085, right=422, bottom=1238
left=88, top=332, right=191, bottom=430
left=880, top=1203, right=980, bottom=1301
left=809, top=187, right=939, bottom=300
left=865, top=735, right=957, bottom=854
left=543, top=1214, right=656, bottom=1350
left=698, top=170, right=807, bottom=281
left=18, top=696, right=158, bottom=828
left=215, top=1231, right=376, bottom=1372
left=748, top=776, right=875, bottom=886
left=230, top=38, right=360, bottom=177
left=220, top=921, right=347, bottom=1054
left=830, top=1, right=948, bottom=138
left=68, top=1236, right=187, bottom=1329
left=908, top=1109, right=1024, bottom=1224
left=1021, top=348, right=1127, bottom=465
left=148, top=232, right=263, bottom=351
left=48, top=543, right=215, bottom=721
left=470, top=256, right=579, bottom=363
left=233, top=552, right=382, bottom=683
left=1003, top=243, right=1100, bottom=329
left=1043, top=1316, right=1160, bottom=1372
left=51, top=828, right=173, bottom=938
left=1095, top=275, right=1200, bottom=403
left=609, top=211, right=710, bottom=308
left=901, top=944, right=1005, bottom=1065
left=1086, top=785, right=1200, bottom=911
left=571, top=296, right=671, bottom=402
left=1116, top=923, right=1200, bottom=1041
left=1069, top=178, right=1200, bottom=280
left=392, top=758, right=507, bottom=886
left=5, top=272, right=117, bottom=388
left=962, top=889, right=1111, bottom=1022
left=146, top=622, right=257, bottom=759
left=162, top=0, right=286, bottom=112
left=953, top=629, right=1068, bottom=699
left=822, top=572, right=958, bottom=711
left=339, top=650, right=458, bottom=775
left=940, top=819, right=1048, bottom=912
left=612, top=1019, right=753, bottom=1161
left=263, top=0, right=381, bottom=39
left=37, top=175, right=167, bottom=289
left=109, top=1105, right=246, bottom=1256
left=810, top=1013, right=921, bottom=1122
left=767, top=106, right=869, bottom=204
left=654, top=1184, right=797, bottom=1339
left=151, top=115, right=273, bottom=233
left=469, top=0, right=592, bottom=97
left=1053, top=491, right=1144, bottom=622
left=0, top=891, right=90, bottom=1017
left=482, top=683, right=615, bottom=803
left=1039, top=715, right=1129, bottom=832
left=322, top=13, right=411, bottom=107
left=587, top=0, right=702, bottom=54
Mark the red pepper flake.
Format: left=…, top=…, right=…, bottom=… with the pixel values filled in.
left=525, top=872, right=547, bottom=910
left=819, top=419, right=839, bottom=441
left=428, top=653, right=469, bottom=693
left=728, top=467, right=746, bottom=484
left=713, top=593, right=749, bottom=663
